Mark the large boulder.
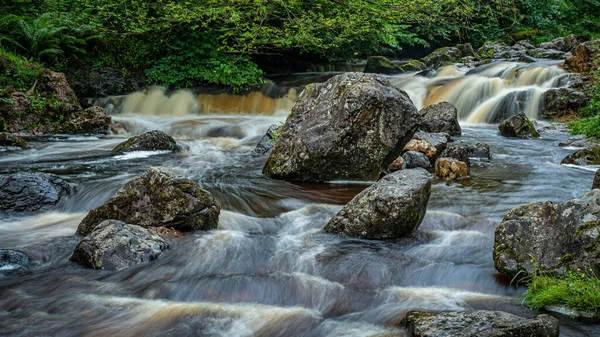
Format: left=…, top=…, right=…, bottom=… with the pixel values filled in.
left=66, top=66, right=145, bottom=98
left=77, top=167, right=220, bottom=235
left=419, top=102, right=461, bottom=136
left=324, top=168, right=431, bottom=239
left=561, top=146, right=600, bottom=166
left=403, top=310, right=559, bottom=337
left=71, top=220, right=167, bottom=271
left=540, top=88, right=589, bottom=119
left=526, top=48, right=565, bottom=60
left=254, top=124, right=283, bottom=154
left=263, top=73, right=420, bottom=182
left=36, top=69, right=82, bottom=114
left=564, top=41, right=598, bottom=73
left=539, top=35, right=586, bottom=52
left=0, top=132, right=28, bottom=149
left=498, top=112, right=540, bottom=139
left=113, top=130, right=181, bottom=152
left=0, top=250, right=30, bottom=278
left=0, top=172, right=74, bottom=213
left=493, top=190, right=600, bottom=279
left=363, top=56, right=403, bottom=74
left=399, top=60, right=428, bottom=73
left=434, top=158, right=468, bottom=181
left=60, top=106, right=111, bottom=134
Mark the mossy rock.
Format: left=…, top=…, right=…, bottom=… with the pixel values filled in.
left=561, top=147, right=600, bottom=166
left=363, top=56, right=403, bottom=74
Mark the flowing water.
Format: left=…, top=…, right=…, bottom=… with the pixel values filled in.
left=1, top=61, right=600, bottom=336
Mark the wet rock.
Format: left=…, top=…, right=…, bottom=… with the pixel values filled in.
left=564, top=41, right=598, bottom=73
left=0, top=132, right=29, bottom=148
left=403, top=310, right=559, bottom=337
left=0, top=92, right=35, bottom=133
left=402, top=151, right=431, bottom=169
left=71, top=220, right=167, bottom=271
left=37, top=69, right=82, bottom=114
left=0, top=172, right=74, bottom=213
left=389, top=156, right=405, bottom=171
left=498, top=112, right=540, bottom=139
left=456, top=43, right=476, bottom=58
left=540, top=88, right=589, bottom=118
left=60, top=106, right=111, bottom=134
left=0, top=250, right=30, bottom=277
left=477, top=42, right=520, bottom=59
left=559, top=135, right=599, bottom=148
left=526, top=48, right=565, bottom=60
left=593, top=170, right=600, bottom=190
left=465, top=142, right=491, bottom=160
left=324, top=168, right=431, bottom=239
left=404, top=132, right=449, bottom=164
left=419, top=102, right=461, bottom=136
left=363, top=56, right=403, bottom=74
left=493, top=190, right=600, bottom=279
left=77, top=167, right=220, bottom=235
left=399, top=60, right=428, bottom=73
left=254, top=124, right=283, bottom=154
left=420, top=47, right=462, bottom=69
left=561, top=146, right=600, bottom=166
left=539, top=35, right=586, bottom=52
left=263, top=73, right=420, bottom=182
left=518, top=54, right=537, bottom=63
left=434, top=158, right=468, bottom=181
left=113, top=130, right=181, bottom=152
left=441, top=144, right=471, bottom=168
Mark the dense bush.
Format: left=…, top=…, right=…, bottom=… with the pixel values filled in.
left=0, top=46, right=44, bottom=91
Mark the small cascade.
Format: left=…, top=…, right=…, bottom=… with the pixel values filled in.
left=391, top=60, right=569, bottom=123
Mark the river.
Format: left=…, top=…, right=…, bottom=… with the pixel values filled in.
left=1, top=61, right=599, bottom=336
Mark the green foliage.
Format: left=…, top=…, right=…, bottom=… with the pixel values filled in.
left=0, top=46, right=44, bottom=91
left=523, top=267, right=600, bottom=315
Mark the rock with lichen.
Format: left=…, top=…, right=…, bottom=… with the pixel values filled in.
left=493, top=190, right=600, bottom=280
left=561, top=146, right=600, bottom=166
left=77, top=167, right=220, bottom=235
left=498, top=112, right=540, bottom=139
left=113, top=130, right=181, bottom=152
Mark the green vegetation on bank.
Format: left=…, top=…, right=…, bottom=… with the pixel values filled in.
left=1, top=0, right=599, bottom=92
left=523, top=267, right=600, bottom=316
left=0, top=46, right=44, bottom=92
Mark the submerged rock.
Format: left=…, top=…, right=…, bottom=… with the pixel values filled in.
left=402, top=151, right=431, bottom=169
left=540, top=88, right=589, bottom=119
left=77, top=167, right=220, bottom=235
left=434, top=158, right=468, bottom=181
left=71, top=220, right=167, bottom=271
left=113, top=130, right=181, bottom=152
left=403, top=310, right=559, bottom=337
left=324, top=168, right=432, bottom=239
left=0, top=250, right=30, bottom=277
left=493, top=190, right=600, bottom=279
left=263, top=72, right=420, bottom=182
left=0, top=132, right=29, bottom=149
left=419, top=102, right=461, bottom=136
left=0, top=172, right=74, bottom=213
left=561, top=146, right=600, bottom=166
left=498, top=112, right=540, bottom=139
left=254, top=124, right=283, bottom=154
left=363, top=56, right=403, bottom=74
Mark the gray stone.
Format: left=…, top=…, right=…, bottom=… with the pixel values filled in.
left=561, top=146, right=600, bottom=166
left=324, top=168, right=432, bottom=239
left=363, top=56, right=403, bottom=74
left=559, top=135, right=598, bottom=149
left=0, top=172, right=74, bottom=213
left=420, top=47, right=462, bottom=69
left=77, top=167, right=220, bottom=235
left=540, top=88, right=589, bottom=119
left=71, top=220, right=167, bottom=271
left=263, top=73, right=420, bottom=182
left=419, top=102, right=461, bottom=136
left=402, top=151, right=431, bottom=169
left=403, top=310, right=559, bottom=337
left=440, top=144, right=471, bottom=169
left=113, top=130, right=181, bottom=152
left=0, top=250, right=30, bottom=277
left=467, top=142, right=491, bottom=160
left=498, top=112, right=540, bottom=139
left=493, top=190, right=600, bottom=279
